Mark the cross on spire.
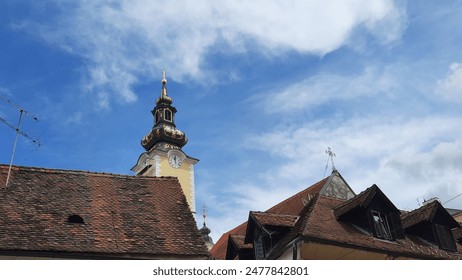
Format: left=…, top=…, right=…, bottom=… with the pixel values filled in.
left=324, top=147, right=337, bottom=177
left=202, top=204, right=207, bottom=226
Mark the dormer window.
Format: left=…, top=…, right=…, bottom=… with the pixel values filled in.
left=371, top=210, right=392, bottom=240
left=334, top=185, right=405, bottom=242
left=434, top=224, right=457, bottom=251
left=68, top=215, right=84, bottom=224
left=254, top=234, right=265, bottom=260
left=402, top=200, right=460, bottom=252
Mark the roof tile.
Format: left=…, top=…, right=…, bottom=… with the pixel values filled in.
left=0, top=164, right=209, bottom=259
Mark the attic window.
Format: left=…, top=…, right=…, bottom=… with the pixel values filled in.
left=254, top=234, right=265, bottom=260
left=371, top=210, right=392, bottom=240
left=68, top=215, right=84, bottom=224
left=434, top=224, right=457, bottom=252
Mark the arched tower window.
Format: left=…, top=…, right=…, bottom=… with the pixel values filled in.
left=155, top=111, right=161, bottom=123
left=164, top=109, right=172, bottom=122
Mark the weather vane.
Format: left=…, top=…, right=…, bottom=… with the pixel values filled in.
left=324, top=147, right=336, bottom=177
left=202, top=204, right=208, bottom=226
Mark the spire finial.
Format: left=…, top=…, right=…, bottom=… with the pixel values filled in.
left=160, top=70, right=168, bottom=97
left=202, top=204, right=207, bottom=226
left=162, top=70, right=167, bottom=85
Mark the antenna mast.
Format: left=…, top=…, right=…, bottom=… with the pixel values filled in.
left=1, top=95, right=40, bottom=188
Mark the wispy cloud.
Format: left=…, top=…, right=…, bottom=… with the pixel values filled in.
left=11, top=0, right=406, bottom=109
left=258, top=65, right=398, bottom=113
left=243, top=115, right=462, bottom=207
left=436, top=63, right=462, bottom=102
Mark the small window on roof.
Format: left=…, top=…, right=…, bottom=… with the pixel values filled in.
left=371, top=210, right=392, bottom=240
left=434, top=224, right=457, bottom=252
left=68, top=215, right=84, bottom=224
left=254, top=234, right=265, bottom=260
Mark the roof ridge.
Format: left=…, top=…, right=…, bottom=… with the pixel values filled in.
left=0, top=164, right=179, bottom=181
left=252, top=211, right=299, bottom=217
left=266, top=176, right=328, bottom=213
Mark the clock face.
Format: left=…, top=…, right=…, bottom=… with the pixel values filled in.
left=168, top=154, right=182, bottom=168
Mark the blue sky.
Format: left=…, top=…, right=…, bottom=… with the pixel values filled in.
left=1, top=0, right=462, bottom=241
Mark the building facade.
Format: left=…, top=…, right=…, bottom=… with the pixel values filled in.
left=211, top=171, right=462, bottom=260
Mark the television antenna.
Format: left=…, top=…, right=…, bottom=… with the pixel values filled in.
left=1, top=95, right=40, bottom=188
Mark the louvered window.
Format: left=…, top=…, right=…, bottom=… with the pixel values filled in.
left=164, top=109, right=172, bottom=122
left=254, top=234, right=265, bottom=260
left=434, top=224, right=456, bottom=252
left=155, top=111, right=160, bottom=123
left=371, top=210, right=392, bottom=240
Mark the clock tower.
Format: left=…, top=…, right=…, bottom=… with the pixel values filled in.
left=131, top=71, right=198, bottom=214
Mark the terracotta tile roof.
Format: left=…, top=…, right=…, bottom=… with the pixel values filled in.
left=0, top=164, right=209, bottom=259
left=212, top=169, right=462, bottom=260
left=333, top=184, right=398, bottom=219
left=210, top=222, right=247, bottom=259
left=267, top=177, right=327, bottom=215
left=265, top=194, right=320, bottom=260
left=210, top=177, right=328, bottom=259
left=250, top=212, right=299, bottom=228
left=402, top=200, right=460, bottom=230
left=229, top=235, right=252, bottom=250
left=300, top=196, right=462, bottom=259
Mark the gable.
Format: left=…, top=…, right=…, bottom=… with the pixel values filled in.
left=401, top=200, right=460, bottom=252
left=320, top=170, right=355, bottom=200
left=402, top=201, right=460, bottom=230
left=334, top=184, right=399, bottom=220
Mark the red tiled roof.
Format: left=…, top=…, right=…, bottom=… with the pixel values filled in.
left=267, top=177, right=327, bottom=215
left=402, top=200, right=460, bottom=230
left=210, top=177, right=328, bottom=259
left=251, top=212, right=299, bottom=228
left=333, top=184, right=398, bottom=220
left=229, top=235, right=252, bottom=250
left=212, top=169, right=462, bottom=260
left=210, top=222, right=247, bottom=259
left=0, top=164, right=209, bottom=259
left=301, top=196, right=462, bottom=259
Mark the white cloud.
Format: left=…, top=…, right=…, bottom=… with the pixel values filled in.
left=244, top=116, right=462, bottom=210
left=207, top=114, right=462, bottom=240
left=259, top=65, right=397, bottom=113
left=436, top=63, right=462, bottom=102
left=14, top=0, right=405, bottom=109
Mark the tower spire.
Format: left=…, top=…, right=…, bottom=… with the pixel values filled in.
left=161, top=70, right=168, bottom=98
left=200, top=204, right=214, bottom=250
left=140, top=70, right=187, bottom=152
